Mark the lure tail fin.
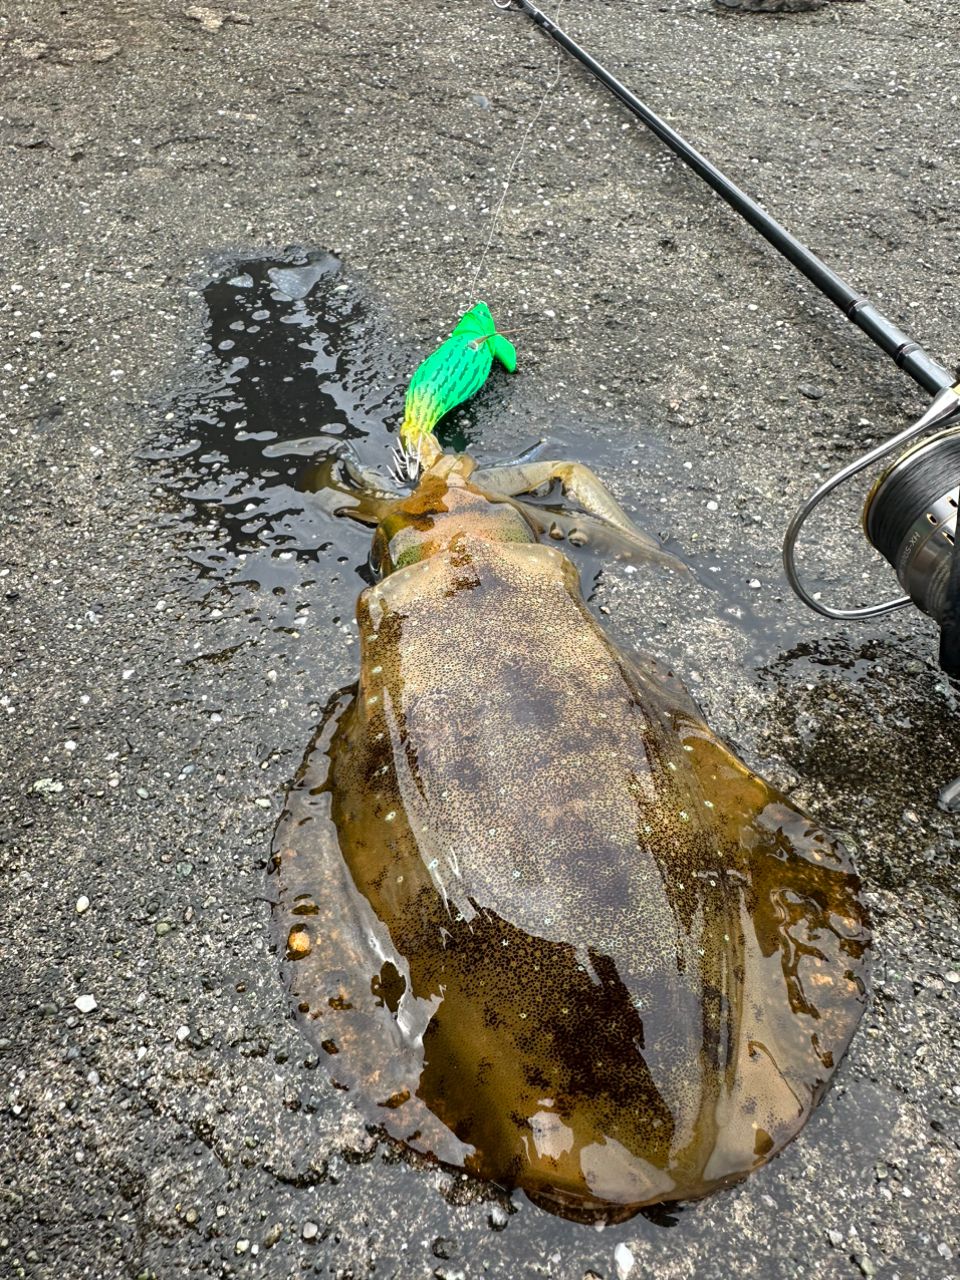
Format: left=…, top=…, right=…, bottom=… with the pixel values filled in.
left=452, top=301, right=517, bottom=370
left=491, top=332, right=517, bottom=373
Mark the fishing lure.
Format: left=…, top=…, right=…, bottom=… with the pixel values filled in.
left=399, top=301, right=517, bottom=460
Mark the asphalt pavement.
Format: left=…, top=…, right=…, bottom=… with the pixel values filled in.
left=1, top=2, right=958, bottom=1277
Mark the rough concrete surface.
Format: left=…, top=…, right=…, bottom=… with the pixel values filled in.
left=1, top=1, right=958, bottom=1277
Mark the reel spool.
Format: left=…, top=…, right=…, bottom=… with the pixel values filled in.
left=783, top=385, right=960, bottom=674
left=864, top=428, right=960, bottom=627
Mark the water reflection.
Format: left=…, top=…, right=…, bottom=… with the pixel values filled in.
left=143, top=250, right=403, bottom=604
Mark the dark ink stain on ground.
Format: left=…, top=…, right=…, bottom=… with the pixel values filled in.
left=145, top=251, right=395, bottom=594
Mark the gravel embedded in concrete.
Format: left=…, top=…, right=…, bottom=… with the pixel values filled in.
left=1, top=1, right=957, bottom=1277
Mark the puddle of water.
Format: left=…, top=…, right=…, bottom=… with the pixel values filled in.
left=144, top=252, right=397, bottom=613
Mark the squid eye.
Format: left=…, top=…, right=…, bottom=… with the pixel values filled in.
left=368, top=547, right=388, bottom=580
left=369, top=529, right=391, bottom=579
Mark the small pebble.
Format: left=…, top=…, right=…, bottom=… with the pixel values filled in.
left=254, top=798, right=271, bottom=809
left=235, top=1238, right=249, bottom=1256
left=176, top=1025, right=191, bottom=1042
left=75, top=895, right=90, bottom=914
left=155, top=921, right=173, bottom=937
left=945, top=971, right=959, bottom=984
left=706, top=500, right=718, bottom=511
left=798, top=381, right=825, bottom=400
left=263, top=1223, right=283, bottom=1248
left=185, top=5, right=226, bottom=32
left=74, top=994, right=97, bottom=1014
left=488, top=1204, right=508, bottom=1230
left=937, top=776, right=960, bottom=812
left=302, top=1221, right=319, bottom=1241
left=614, top=1242, right=635, bottom=1279
left=33, top=777, right=64, bottom=794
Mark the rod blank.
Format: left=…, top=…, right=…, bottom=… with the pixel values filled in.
left=509, top=0, right=953, bottom=395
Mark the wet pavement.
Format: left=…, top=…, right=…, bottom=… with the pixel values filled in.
left=2, top=1, right=958, bottom=1277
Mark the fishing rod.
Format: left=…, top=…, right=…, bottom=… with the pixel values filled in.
left=493, top=0, right=960, bottom=672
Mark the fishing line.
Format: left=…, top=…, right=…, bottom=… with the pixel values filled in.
left=391, top=2, right=560, bottom=481
left=468, top=0, right=564, bottom=305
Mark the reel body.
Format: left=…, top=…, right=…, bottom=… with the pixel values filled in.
left=783, top=386, right=960, bottom=674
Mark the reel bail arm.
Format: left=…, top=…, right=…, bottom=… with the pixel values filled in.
left=782, top=383, right=960, bottom=621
